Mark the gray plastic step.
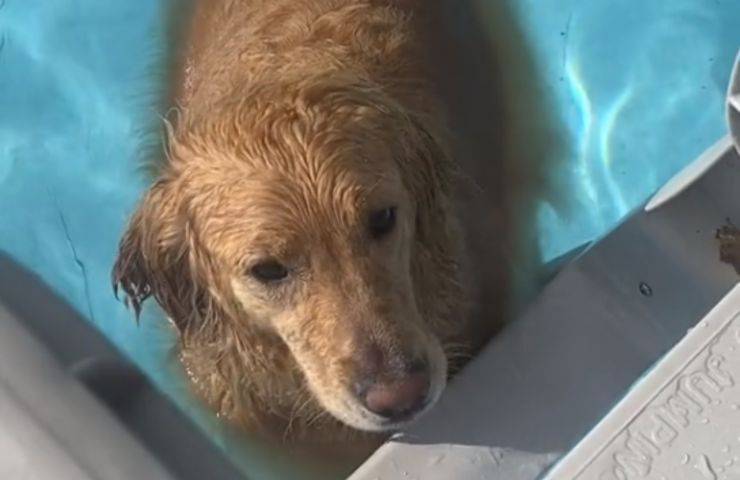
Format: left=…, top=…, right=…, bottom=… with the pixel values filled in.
left=0, top=256, right=246, bottom=480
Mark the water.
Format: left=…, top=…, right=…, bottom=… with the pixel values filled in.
left=474, top=0, right=740, bottom=262
left=0, top=1, right=739, bottom=479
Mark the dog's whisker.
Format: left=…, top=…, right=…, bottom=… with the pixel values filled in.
left=305, top=409, right=331, bottom=429
left=284, top=390, right=315, bottom=440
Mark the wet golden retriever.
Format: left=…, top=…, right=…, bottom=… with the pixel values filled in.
left=113, top=0, right=475, bottom=450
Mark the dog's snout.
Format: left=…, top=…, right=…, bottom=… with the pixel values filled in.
left=358, top=344, right=385, bottom=376
left=355, top=361, right=430, bottom=421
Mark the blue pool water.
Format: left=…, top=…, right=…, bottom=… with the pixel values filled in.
left=0, top=1, right=738, bottom=478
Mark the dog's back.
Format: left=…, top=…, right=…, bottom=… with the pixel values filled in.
left=173, top=1, right=441, bottom=130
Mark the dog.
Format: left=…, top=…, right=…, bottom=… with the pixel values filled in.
left=113, top=0, right=478, bottom=450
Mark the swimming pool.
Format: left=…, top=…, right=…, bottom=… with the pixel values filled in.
left=0, top=1, right=738, bottom=478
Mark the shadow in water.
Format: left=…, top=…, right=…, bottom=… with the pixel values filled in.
left=420, top=0, right=570, bottom=347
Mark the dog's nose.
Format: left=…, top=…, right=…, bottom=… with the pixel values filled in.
left=356, top=362, right=430, bottom=421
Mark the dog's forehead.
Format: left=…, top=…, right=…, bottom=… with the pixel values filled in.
left=193, top=156, right=404, bottom=262
left=256, top=150, right=401, bottom=204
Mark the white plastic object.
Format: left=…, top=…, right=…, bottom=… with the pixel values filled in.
left=544, top=283, right=740, bottom=480
left=728, top=49, right=740, bottom=155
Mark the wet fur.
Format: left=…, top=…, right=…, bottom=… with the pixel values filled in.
left=113, top=0, right=472, bottom=450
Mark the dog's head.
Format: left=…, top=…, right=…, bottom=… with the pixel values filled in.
left=113, top=76, right=463, bottom=432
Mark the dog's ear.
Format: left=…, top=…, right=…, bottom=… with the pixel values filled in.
left=396, top=113, right=465, bottom=337
left=399, top=115, right=457, bottom=243
left=112, top=177, right=202, bottom=332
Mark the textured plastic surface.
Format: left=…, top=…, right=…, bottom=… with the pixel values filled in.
left=545, top=284, right=740, bottom=480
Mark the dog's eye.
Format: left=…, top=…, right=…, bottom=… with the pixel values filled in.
left=368, top=206, right=397, bottom=239
left=250, top=260, right=289, bottom=283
